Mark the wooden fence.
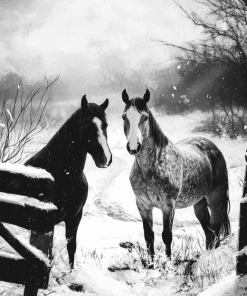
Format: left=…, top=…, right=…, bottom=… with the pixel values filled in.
left=0, top=165, right=57, bottom=296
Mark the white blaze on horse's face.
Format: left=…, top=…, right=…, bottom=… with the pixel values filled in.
left=124, top=107, right=149, bottom=155
left=93, top=117, right=112, bottom=167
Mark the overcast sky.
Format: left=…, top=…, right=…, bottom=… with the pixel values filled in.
left=0, top=0, right=202, bottom=85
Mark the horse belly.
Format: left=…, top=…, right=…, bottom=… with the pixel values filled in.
left=175, top=171, right=211, bottom=209
left=175, top=192, right=204, bottom=209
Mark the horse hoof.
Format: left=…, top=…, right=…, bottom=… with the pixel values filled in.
left=148, top=262, right=154, bottom=269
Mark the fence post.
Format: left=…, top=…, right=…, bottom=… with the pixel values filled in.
left=236, top=150, right=247, bottom=275
left=24, top=229, right=54, bottom=296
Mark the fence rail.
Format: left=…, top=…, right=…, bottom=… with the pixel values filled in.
left=0, top=165, right=56, bottom=296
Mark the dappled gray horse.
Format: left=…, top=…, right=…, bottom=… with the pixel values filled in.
left=122, top=89, right=230, bottom=259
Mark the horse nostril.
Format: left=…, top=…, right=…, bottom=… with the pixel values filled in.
left=129, top=149, right=138, bottom=155
left=107, top=154, right=112, bottom=166
left=137, top=142, right=141, bottom=152
left=127, top=142, right=141, bottom=155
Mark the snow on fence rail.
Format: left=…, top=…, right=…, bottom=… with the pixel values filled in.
left=0, top=163, right=54, bottom=180
left=0, top=164, right=57, bottom=296
left=236, top=150, right=247, bottom=275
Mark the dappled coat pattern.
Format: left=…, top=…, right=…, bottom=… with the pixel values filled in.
left=122, top=89, right=230, bottom=259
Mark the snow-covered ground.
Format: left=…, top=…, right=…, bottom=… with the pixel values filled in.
left=0, top=109, right=246, bottom=295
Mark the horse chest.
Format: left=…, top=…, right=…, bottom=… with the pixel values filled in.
left=130, top=165, right=179, bottom=208
left=52, top=173, right=88, bottom=217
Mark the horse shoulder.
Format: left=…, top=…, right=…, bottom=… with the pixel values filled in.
left=152, top=145, right=183, bottom=188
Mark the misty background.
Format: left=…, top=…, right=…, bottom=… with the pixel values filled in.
left=0, top=0, right=201, bottom=106
left=1, top=0, right=247, bottom=138
left=1, top=1, right=247, bottom=295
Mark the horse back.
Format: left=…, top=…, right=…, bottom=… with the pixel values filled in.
left=177, top=137, right=227, bottom=180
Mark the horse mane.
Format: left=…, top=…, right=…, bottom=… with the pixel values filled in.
left=87, top=103, right=107, bottom=124
left=148, top=110, right=168, bottom=147
left=57, top=103, right=107, bottom=135
left=124, top=98, right=168, bottom=147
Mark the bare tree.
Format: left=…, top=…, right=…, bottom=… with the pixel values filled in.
left=0, top=76, right=59, bottom=163
left=161, top=0, right=247, bottom=77
left=155, top=0, right=247, bottom=137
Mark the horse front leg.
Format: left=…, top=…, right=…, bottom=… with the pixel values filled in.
left=162, top=201, right=175, bottom=258
left=65, top=209, right=83, bottom=269
left=136, top=200, right=154, bottom=260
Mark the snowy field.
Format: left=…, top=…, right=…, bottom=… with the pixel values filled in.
left=0, top=106, right=247, bottom=295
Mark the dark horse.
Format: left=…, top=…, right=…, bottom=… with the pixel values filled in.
left=121, top=89, right=230, bottom=259
left=24, top=95, right=112, bottom=268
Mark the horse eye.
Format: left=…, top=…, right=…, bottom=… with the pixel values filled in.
left=143, top=116, right=148, bottom=122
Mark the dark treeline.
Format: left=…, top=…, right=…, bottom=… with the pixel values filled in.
left=154, top=56, right=247, bottom=113
left=154, top=0, right=247, bottom=138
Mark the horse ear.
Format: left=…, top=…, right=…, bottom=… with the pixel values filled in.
left=122, top=89, right=129, bottom=104
left=143, top=89, right=150, bottom=103
left=81, top=95, right=89, bottom=114
left=100, top=98, right=109, bottom=111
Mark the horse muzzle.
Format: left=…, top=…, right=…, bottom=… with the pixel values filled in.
left=127, top=142, right=141, bottom=155
left=95, top=153, right=112, bottom=168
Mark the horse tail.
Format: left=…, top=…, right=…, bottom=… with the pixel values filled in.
left=219, top=185, right=231, bottom=238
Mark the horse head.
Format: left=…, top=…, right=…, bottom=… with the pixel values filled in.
left=122, top=89, right=150, bottom=155
left=81, top=95, right=112, bottom=168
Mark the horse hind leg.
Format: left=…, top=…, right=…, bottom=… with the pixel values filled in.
left=194, top=197, right=215, bottom=249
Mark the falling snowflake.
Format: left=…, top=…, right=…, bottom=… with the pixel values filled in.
left=177, top=65, right=181, bottom=69
left=0, top=123, right=5, bottom=128
left=171, top=94, right=174, bottom=97
left=244, top=126, right=247, bottom=130
left=17, top=84, right=20, bottom=89
left=173, top=86, right=177, bottom=90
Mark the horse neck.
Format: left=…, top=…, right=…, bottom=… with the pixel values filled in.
left=28, top=111, right=87, bottom=178
left=136, top=111, right=179, bottom=170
